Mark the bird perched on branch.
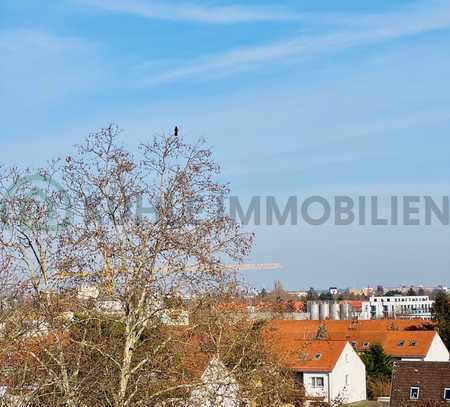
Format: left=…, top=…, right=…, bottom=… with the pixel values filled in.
left=174, top=126, right=179, bottom=136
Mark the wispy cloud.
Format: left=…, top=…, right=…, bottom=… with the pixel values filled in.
left=0, top=30, right=106, bottom=103
left=72, top=0, right=301, bottom=24
left=138, top=0, right=450, bottom=85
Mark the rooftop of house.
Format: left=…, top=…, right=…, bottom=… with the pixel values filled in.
left=266, top=320, right=439, bottom=358
left=266, top=319, right=434, bottom=334
left=330, top=330, right=437, bottom=358
left=265, top=336, right=348, bottom=372
left=390, top=361, right=450, bottom=406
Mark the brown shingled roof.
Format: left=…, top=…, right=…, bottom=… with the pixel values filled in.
left=390, top=361, right=450, bottom=406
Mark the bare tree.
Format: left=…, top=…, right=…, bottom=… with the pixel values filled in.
left=1, top=126, right=295, bottom=407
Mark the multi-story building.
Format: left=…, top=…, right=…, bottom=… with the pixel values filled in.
left=369, top=295, right=434, bottom=319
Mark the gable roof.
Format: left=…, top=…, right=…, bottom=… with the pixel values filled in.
left=266, top=319, right=433, bottom=335
left=381, top=331, right=436, bottom=358
left=265, top=320, right=438, bottom=359
left=390, top=361, right=450, bottom=406
left=328, top=330, right=437, bottom=358
left=264, top=328, right=348, bottom=372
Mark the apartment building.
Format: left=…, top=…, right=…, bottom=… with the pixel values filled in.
left=369, top=295, right=434, bottom=319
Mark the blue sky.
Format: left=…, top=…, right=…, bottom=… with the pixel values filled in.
left=2, top=0, right=450, bottom=290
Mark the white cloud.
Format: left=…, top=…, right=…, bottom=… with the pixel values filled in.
left=137, top=0, right=450, bottom=85
left=72, top=0, right=301, bottom=23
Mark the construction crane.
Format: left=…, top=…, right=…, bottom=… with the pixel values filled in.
left=156, top=262, right=283, bottom=275
left=223, top=263, right=283, bottom=271
left=59, top=260, right=283, bottom=297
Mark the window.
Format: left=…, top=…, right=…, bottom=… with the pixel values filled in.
left=345, top=374, right=349, bottom=386
left=399, top=340, right=405, bottom=347
left=311, top=377, right=324, bottom=388
left=410, top=340, right=417, bottom=347
left=363, top=341, right=370, bottom=348
left=444, top=388, right=450, bottom=400
left=410, top=387, right=420, bottom=400
left=314, top=353, right=322, bottom=360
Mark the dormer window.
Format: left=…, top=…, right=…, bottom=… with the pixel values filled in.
left=444, top=388, right=450, bottom=400
left=410, top=387, right=420, bottom=400
left=399, top=340, right=405, bottom=347
left=314, top=353, right=321, bottom=360
left=363, top=341, right=369, bottom=348
left=410, top=340, right=417, bottom=347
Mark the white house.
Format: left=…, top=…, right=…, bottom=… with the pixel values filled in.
left=369, top=295, right=434, bottom=319
left=337, top=330, right=449, bottom=362
left=272, top=339, right=366, bottom=405
left=423, top=332, right=450, bottom=361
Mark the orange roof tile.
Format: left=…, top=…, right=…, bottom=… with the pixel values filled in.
left=381, top=331, right=436, bottom=358
left=265, top=320, right=438, bottom=359
left=266, top=335, right=348, bottom=372
left=266, top=319, right=434, bottom=335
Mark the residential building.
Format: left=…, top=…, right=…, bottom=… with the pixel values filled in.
left=266, top=320, right=449, bottom=362
left=390, top=361, right=450, bottom=406
left=339, top=331, right=449, bottom=362
left=347, top=287, right=374, bottom=297
left=369, top=295, right=434, bottom=319
left=266, top=322, right=367, bottom=404
left=267, top=336, right=366, bottom=404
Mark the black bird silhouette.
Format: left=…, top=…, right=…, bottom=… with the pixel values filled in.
left=174, top=126, right=179, bottom=136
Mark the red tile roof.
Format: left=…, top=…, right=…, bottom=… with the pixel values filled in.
left=266, top=320, right=439, bottom=359
left=266, top=336, right=348, bottom=372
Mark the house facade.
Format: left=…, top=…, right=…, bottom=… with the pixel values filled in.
left=266, top=334, right=367, bottom=405
left=297, top=341, right=367, bottom=404
left=390, top=361, right=450, bottom=406
left=369, top=295, right=434, bottom=319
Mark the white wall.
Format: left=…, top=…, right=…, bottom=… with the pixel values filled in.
left=303, top=372, right=329, bottom=401
left=329, top=343, right=367, bottom=404
left=369, top=295, right=433, bottom=319
left=424, top=332, right=450, bottom=362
